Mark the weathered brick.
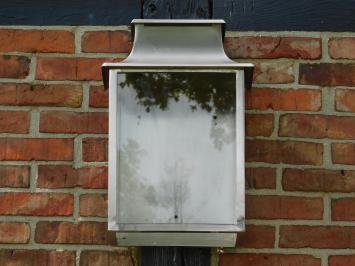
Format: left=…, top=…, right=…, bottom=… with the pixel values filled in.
left=36, top=57, right=121, bottom=81
left=89, top=85, right=108, bottom=108
left=81, top=30, right=132, bottom=53
left=0, top=192, right=73, bottom=216
left=299, top=63, right=355, bottom=86
left=220, top=254, right=320, bottom=266
left=246, top=114, right=274, bottom=137
left=0, top=222, right=30, bottom=243
left=279, top=114, right=355, bottom=139
left=224, top=36, right=321, bottom=59
left=80, top=194, right=107, bottom=217
left=246, top=88, right=321, bottom=111
left=0, top=111, right=29, bottom=133
left=0, top=55, right=30, bottom=78
left=236, top=225, right=275, bottom=248
left=246, top=167, right=276, bottom=189
left=332, top=143, right=355, bottom=165
left=0, top=250, right=75, bottom=266
left=246, top=195, right=323, bottom=220
left=35, top=222, right=116, bottom=245
left=329, top=255, right=355, bottom=266
left=0, top=165, right=30, bottom=188
left=332, top=198, right=355, bottom=221
left=283, top=168, right=355, bottom=192
left=0, top=29, right=74, bottom=53
left=38, top=165, right=107, bottom=189
left=82, top=138, right=108, bottom=162
left=329, top=37, right=355, bottom=59
left=0, top=83, right=82, bottom=107
left=280, top=225, right=355, bottom=248
left=40, top=111, right=108, bottom=134
left=336, top=89, right=355, bottom=112
left=80, top=250, right=133, bottom=266
left=253, top=61, right=294, bottom=84
left=0, top=138, right=73, bottom=161
left=246, top=140, right=323, bottom=165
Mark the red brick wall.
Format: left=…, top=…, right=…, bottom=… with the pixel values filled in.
left=0, top=27, right=354, bottom=266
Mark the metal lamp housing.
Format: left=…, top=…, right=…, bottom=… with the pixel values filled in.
left=102, top=19, right=253, bottom=247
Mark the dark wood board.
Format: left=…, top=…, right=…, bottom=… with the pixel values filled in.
left=0, top=0, right=140, bottom=25
left=1, top=0, right=354, bottom=31
left=213, top=0, right=355, bottom=31
left=141, top=247, right=211, bottom=266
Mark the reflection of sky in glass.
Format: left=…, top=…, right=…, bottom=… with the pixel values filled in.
left=117, top=73, right=236, bottom=225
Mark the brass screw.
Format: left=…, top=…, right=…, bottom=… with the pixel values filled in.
left=217, top=247, right=224, bottom=255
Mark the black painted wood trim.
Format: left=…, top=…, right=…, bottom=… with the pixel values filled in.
left=1, top=0, right=355, bottom=31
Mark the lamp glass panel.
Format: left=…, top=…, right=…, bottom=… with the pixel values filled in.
left=117, top=72, right=236, bottom=225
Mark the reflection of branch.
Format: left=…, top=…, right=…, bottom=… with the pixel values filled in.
left=120, top=73, right=235, bottom=114
left=120, top=73, right=236, bottom=150
left=157, top=159, right=192, bottom=222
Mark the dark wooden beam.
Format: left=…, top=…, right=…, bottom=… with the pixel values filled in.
left=1, top=0, right=355, bottom=31
left=142, top=0, right=212, bottom=19
left=0, top=0, right=140, bottom=25
left=213, top=0, right=355, bottom=31
left=141, top=247, right=211, bottom=266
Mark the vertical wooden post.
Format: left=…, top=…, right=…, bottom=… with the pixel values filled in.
left=140, top=1, right=213, bottom=265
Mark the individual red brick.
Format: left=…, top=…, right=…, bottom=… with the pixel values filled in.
left=246, top=88, right=321, bottom=111
left=336, top=89, right=355, bottom=112
left=246, top=140, right=323, bottom=165
left=0, top=111, right=29, bottom=133
left=246, top=114, right=274, bottom=137
left=283, top=168, right=355, bottom=192
left=38, top=165, right=107, bottom=189
left=253, top=62, right=294, bottom=84
left=0, top=250, right=75, bottom=266
left=329, top=255, right=355, bottom=266
left=332, top=198, right=355, bottom=221
left=0, top=222, right=30, bottom=243
left=40, top=111, right=108, bottom=133
left=0, top=165, right=30, bottom=188
left=220, top=254, right=320, bottom=266
left=35, top=222, right=116, bottom=245
left=0, top=192, right=73, bottom=216
left=329, top=37, right=355, bottom=59
left=82, top=138, right=108, bottom=162
left=0, top=138, right=73, bottom=161
left=246, top=167, right=276, bottom=189
left=36, top=57, right=121, bottom=81
left=224, top=36, right=321, bottom=59
left=237, top=225, right=275, bottom=248
left=0, top=55, right=30, bottom=78
left=81, top=30, right=132, bottom=53
left=299, top=63, right=355, bottom=86
left=0, top=83, right=82, bottom=107
left=279, top=225, right=355, bottom=248
left=89, top=85, right=108, bottom=108
left=80, top=250, right=133, bottom=266
left=80, top=194, right=107, bottom=217
left=279, top=114, right=355, bottom=139
left=332, top=143, right=355, bottom=165
left=0, top=29, right=74, bottom=53
left=246, top=195, right=323, bottom=220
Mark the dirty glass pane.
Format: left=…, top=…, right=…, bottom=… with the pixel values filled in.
left=117, top=72, right=236, bottom=225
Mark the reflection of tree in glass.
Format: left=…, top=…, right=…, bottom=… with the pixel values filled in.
left=119, top=73, right=235, bottom=114
left=119, top=73, right=236, bottom=150
left=119, top=140, right=192, bottom=223
left=119, top=139, right=161, bottom=222
left=156, top=159, right=191, bottom=223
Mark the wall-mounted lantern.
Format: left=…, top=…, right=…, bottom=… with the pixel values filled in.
left=102, top=19, right=253, bottom=247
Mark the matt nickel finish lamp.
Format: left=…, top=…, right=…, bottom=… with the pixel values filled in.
left=102, top=19, right=254, bottom=247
